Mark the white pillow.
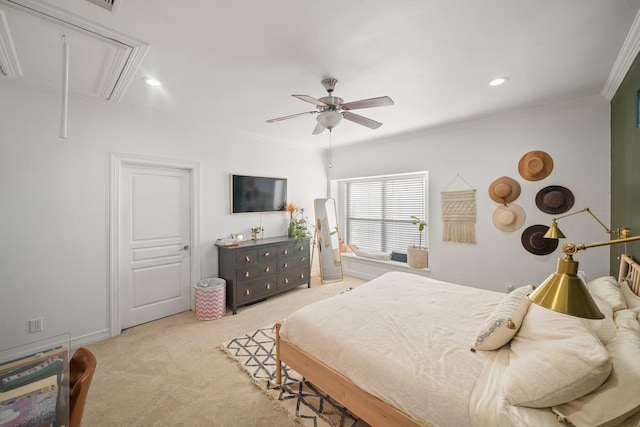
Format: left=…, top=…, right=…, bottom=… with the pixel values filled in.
left=587, top=293, right=616, bottom=345
left=473, top=285, right=533, bottom=350
left=587, top=276, right=626, bottom=311
left=620, top=279, right=640, bottom=309
left=504, top=303, right=611, bottom=408
left=553, top=309, right=640, bottom=427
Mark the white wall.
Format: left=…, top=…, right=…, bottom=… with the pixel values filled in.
left=0, top=81, right=327, bottom=350
left=329, top=97, right=613, bottom=292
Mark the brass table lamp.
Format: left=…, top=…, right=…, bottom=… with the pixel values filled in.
left=530, top=210, right=639, bottom=319
left=529, top=237, right=640, bottom=319
left=543, top=207, right=630, bottom=240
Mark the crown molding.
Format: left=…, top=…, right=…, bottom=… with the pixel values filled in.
left=603, top=9, right=640, bottom=101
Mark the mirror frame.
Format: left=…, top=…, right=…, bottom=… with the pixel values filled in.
left=313, top=198, right=344, bottom=284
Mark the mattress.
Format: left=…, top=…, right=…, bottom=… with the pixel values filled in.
left=279, top=271, right=505, bottom=427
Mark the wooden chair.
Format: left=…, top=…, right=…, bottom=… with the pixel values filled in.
left=69, top=347, right=97, bottom=427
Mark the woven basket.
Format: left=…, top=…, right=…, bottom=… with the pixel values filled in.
left=407, top=246, right=428, bottom=269
left=195, top=278, right=226, bottom=320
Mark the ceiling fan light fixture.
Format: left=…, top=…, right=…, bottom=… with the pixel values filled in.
left=317, top=110, right=342, bottom=130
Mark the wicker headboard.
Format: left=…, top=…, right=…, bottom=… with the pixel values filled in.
left=618, top=254, right=640, bottom=295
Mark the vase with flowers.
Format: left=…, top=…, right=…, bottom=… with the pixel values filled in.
left=285, top=202, right=310, bottom=243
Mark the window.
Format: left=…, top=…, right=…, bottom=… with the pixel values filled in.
left=340, top=172, right=428, bottom=253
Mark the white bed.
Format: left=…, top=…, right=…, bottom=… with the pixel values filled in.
left=276, top=255, right=640, bottom=427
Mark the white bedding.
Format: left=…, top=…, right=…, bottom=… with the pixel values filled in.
left=279, top=271, right=640, bottom=427
left=279, top=271, right=505, bottom=426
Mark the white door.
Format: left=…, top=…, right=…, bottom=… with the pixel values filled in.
left=118, top=164, right=192, bottom=329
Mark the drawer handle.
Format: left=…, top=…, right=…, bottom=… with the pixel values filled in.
left=283, top=262, right=288, bottom=268
left=284, top=278, right=289, bottom=284
left=264, top=252, right=270, bottom=257
left=245, top=256, right=251, bottom=262
left=266, top=283, right=271, bottom=290
left=300, top=257, right=306, bottom=262
left=298, top=246, right=304, bottom=251
left=299, top=273, right=305, bottom=279
left=244, top=272, right=250, bottom=278
left=265, top=266, right=270, bottom=272
left=283, top=249, right=288, bottom=255
left=245, top=289, right=251, bottom=296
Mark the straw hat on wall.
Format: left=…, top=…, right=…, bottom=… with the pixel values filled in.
left=521, top=224, right=558, bottom=255
left=536, top=185, right=575, bottom=214
left=518, top=151, right=554, bottom=181
left=488, top=176, right=521, bottom=204
left=492, top=204, right=526, bottom=232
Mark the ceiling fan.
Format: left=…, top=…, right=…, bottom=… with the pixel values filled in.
left=266, top=78, right=394, bottom=134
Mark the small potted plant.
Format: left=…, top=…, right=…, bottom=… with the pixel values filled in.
left=407, top=215, right=428, bottom=268
left=250, top=226, right=263, bottom=241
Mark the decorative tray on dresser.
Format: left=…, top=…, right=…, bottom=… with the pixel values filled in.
left=218, top=236, right=311, bottom=314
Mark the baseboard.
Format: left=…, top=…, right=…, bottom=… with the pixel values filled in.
left=70, top=328, right=110, bottom=352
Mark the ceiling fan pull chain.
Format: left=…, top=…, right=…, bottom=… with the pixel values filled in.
left=329, top=130, right=333, bottom=169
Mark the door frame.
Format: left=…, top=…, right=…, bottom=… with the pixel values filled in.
left=109, top=152, right=200, bottom=337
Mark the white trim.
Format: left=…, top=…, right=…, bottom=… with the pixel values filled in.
left=603, top=8, right=640, bottom=100
left=69, top=329, right=110, bottom=352
left=109, top=152, right=200, bottom=337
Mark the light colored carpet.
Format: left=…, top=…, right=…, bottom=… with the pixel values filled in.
left=83, top=276, right=365, bottom=426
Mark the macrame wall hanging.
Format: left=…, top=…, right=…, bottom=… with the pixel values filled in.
left=441, top=174, right=476, bottom=244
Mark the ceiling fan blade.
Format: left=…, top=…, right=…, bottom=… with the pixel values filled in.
left=341, top=96, right=394, bottom=110
left=266, top=110, right=317, bottom=123
left=312, top=122, right=325, bottom=135
left=343, top=112, right=383, bottom=129
left=293, top=94, right=329, bottom=107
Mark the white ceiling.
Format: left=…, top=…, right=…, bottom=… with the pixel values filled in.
left=1, top=0, right=640, bottom=147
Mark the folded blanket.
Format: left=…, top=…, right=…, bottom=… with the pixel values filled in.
left=348, top=243, right=392, bottom=260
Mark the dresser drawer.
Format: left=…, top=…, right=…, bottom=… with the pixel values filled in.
left=237, top=277, right=278, bottom=304
left=292, top=241, right=309, bottom=257
left=278, top=267, right=309, bottom=289
left=276, top=243, right=295, bottom=260
left=235, top=249, right=258, bottom=265
left=236, top=261, right=276, bottom=283
left=258, top=247, right=277, bottom=262
left=279, top=253, right=309, bottom=271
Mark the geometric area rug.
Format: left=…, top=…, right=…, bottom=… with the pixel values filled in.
left=220, top=325, right=366, bottom=427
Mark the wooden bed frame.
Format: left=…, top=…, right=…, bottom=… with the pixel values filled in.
left=275, top=254, right=640, bottom=427
left=619, top=254, right=640, bottom=293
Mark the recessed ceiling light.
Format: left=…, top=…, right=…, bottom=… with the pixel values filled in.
left=142, top=77, right=162, bottom=87
left=489, top=76, right=510, bottom=87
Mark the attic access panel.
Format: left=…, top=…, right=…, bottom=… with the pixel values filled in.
left=0, top=0, right=147, bottom=102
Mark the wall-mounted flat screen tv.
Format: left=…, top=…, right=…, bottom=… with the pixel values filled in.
left=231, top=174, right=287, bottom=214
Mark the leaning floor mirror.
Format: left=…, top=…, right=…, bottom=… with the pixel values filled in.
left=314, top=198, right=344, bottom=283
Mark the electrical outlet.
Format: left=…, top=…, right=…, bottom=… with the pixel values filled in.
left=29, top=317, right=43, bottom=333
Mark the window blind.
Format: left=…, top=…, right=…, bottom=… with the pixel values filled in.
left=344, top=173, right=428, bottom=253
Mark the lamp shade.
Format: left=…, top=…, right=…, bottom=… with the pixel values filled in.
left=543, top=220, right=566, bottom=239
left=528, top=257, right=604, bottom=319
left=317, top=111, right=342, bottom=130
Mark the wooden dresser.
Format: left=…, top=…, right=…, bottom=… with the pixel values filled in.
left=218, top=236, right=311, bottom=314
